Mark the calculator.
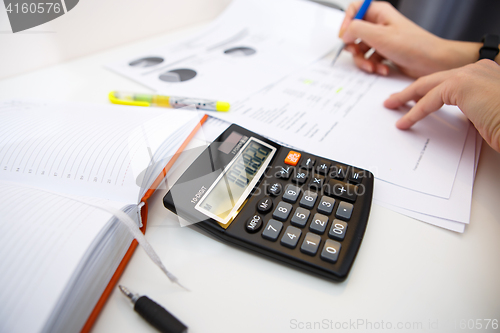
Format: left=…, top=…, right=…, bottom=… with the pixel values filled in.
left=163, top=124, right=373, bottom=281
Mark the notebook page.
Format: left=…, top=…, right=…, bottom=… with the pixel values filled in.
left=0, top=181, right=127, bottom=333
left=0, top=100, right=199, bottom=203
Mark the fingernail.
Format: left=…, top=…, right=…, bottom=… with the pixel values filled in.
left=338, top=27, right=345, bottom=38
left=345, top=45, right=356, bottom=54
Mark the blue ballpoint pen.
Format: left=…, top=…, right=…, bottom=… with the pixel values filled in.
left=331, top=0, right=373, bottom=65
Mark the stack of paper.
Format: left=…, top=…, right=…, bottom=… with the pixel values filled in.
left=215, top=53, right=479, bottom=232
left=108, top=0, right=478, bottom=232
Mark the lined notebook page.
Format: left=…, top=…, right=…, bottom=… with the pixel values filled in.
left=0, top=100, right=199, bottom=203
left=0, top=181, right=127, bottom=333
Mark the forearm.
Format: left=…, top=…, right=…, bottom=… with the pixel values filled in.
left=437, top=40, right=500, bottom=71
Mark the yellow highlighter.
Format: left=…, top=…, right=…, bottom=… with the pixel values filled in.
left=109, top=91, right=230, bottom=112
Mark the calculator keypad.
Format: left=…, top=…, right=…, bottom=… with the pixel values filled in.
left=255, top=149, right=371, bottom=269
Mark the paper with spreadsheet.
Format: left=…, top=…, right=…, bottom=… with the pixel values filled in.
left=214, top=52, right=470, bottom=199
left=107, top=0, right=344, bottom=103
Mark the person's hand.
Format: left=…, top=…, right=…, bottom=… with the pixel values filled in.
left=384, top=60, right=500, bottom=152
left=339, top=1, right=480, bottom=78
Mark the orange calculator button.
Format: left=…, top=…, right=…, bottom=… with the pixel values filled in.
left=284, top=151, right=301, bottom=166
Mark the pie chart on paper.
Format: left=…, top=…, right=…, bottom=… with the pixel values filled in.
left=223, top=47, right=257, bottom=57
left=159, top=69, right=197, bottom=83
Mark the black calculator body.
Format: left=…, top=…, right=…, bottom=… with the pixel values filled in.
left=163, top=124, right=373, bottom=281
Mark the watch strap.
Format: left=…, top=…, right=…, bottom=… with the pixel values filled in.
left=479, top=34, right=500, bottom=61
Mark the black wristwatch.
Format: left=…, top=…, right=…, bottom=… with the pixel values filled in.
left=478, top=34, right=499, bottom=61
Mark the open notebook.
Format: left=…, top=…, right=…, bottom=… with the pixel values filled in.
left=0, top=100, right=206, bottom=333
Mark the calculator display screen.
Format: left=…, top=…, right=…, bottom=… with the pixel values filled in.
left=195, top=137, right=276, bottom=225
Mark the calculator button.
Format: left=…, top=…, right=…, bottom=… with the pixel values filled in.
left=262, top=219, right=283, bottom=241
left=316, top=161, right=330, bottom=175
left=324, top=179, right=357, bottom=203
left=299, top=190, right=317, bottom=209
left=276, top=166, right=293, bottom=180
left=245, top=214, right=263, bottom=233
left=291, top=207, right=310, bottom=227
left=272, top=201, right=293, bottom=221
left=292, top=170, right=308, bottom=185
left=336, top=201, right=354, bottom=221
left=300, top=232, right=321, bottom=256
left=330, top=164, right=347, bottom=180
left=348, top=168, right=364, bottom=184
left=300, top=157, right=315, bottom=170
left=284, top=151, right=301, bottom=166
left=328, top=219, right=347, bottom=240
left=309, top=175, right=324, bottom=190
left=321, top=239, right=341, bottom=263
left=267, top=181, right=283, bottom=196
left=309, top=213, right=329, bottom=234
left=283, top=184, right=301, bottom=203
left=256, top=197, right=273, bottom=214
left=280, top=226, right=302, bottom=249
left=317, top=196, right=336, bottom=215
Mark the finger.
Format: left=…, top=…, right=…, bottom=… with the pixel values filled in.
left=341, top=19, right=388, bottom=48
left=351, top=52, right=389, bottom=75
left=384, top=70, right=454, bottom=109
left=352, top=54, right=375, bottom=73
left=341, top=1, right=394, bottom=35
left=339, top=1, right=364, bottom=37
left=395, top=83, right=449, bottom=129
left=345, top=41, right=372, bottom=56
left=375, top=62, right=390, bottom=76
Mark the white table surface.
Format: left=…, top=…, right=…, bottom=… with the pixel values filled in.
left=1, top=23, right=500, bottom=333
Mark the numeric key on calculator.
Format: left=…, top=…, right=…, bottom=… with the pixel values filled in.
left=281, top=226, right=302, bottom=249
left=283, top=184, right=301, bottom=203
left=301, top=232, right=321, bottom=255
left=320, top=239, right=341, bottom=263
left=317, top=196, right=336, bottom=215
left=262, top=219, right=283, bottom=241
left=273, top=201, right=293, bottom=221
left=309, top=213, right=329, bottom=234
left=329, top=220, right=347, bottom=240
left=291, top=207, right=310, bottom=227
left=299, top=190, right=317, bottom=209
